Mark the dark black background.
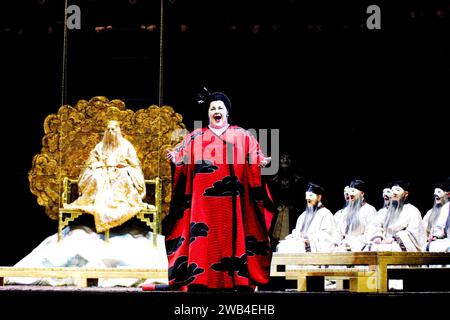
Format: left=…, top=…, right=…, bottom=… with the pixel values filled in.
left=1, top=0, right=449, bottom=266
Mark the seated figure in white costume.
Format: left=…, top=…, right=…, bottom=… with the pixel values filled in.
left=365, top=180, right=426, bottom=252
left=277, top=182, right=338, bottom=253
left=423, top=181, right=450, bottom=252
left=334, top=179, right=377, bottom=251
left=334, top=185, right=350, bottom=217
left=376, top=183, right=393, bottom=218
left=6, top=120, right=168, bottom=287
left=64, top=120, right=151, bottom=232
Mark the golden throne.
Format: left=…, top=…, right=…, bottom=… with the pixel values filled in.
left=28, top=96, right=186, bottom=243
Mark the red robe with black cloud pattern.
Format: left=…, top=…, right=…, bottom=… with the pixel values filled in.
left=163, top=126, right=274, bottom=290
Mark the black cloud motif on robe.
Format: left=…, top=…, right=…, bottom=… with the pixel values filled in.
left=161, top=185, right=191, bottom=234
left=195, top=160, right=219, bottom=174
left=169, top=256, right=204, bottom=285
left=249, top=186, right=263, bottom=201
left=245, top=235, right=270, bottom=256
left=203, top=176, right=244, bottom=197
left=190, top=222, right=209, bottom=243
left=165, top=236, right=185, bottom=255
left=211, top=254, right=249, bottom=278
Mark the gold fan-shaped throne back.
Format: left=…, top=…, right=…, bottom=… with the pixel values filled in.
left=28, top=96, right=186, bottom=221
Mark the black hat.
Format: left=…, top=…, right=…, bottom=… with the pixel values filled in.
left=434, top=180, right=450, bottom=192
left=391, top=180, right=410, bottom=191
left=306, top=182, right=324, bottom=195
left=349, top=179, right=366, bottom=193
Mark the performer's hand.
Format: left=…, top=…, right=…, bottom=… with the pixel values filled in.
left=259, top=156, right=271, bottom=168
left=372, top=237, right=382, bottom=244
left=166, top=149, right=176, bottom=163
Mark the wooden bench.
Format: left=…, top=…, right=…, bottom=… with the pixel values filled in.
left=0, top=267, right=167, bottom=287
left=270, top=252, right=450, bottom=292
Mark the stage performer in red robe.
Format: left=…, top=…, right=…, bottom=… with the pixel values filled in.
left=162, top=90, right=274, bottom=291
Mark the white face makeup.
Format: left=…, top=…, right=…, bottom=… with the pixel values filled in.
left=348, top=187, right=361, bottom=202
left=344, top=186, right=350, bottom=201
left=208, top=100, right=229, bottom=129
left=434, top=188, right=447, bottom=204
left=305, top=191, right=318, bottom=207
left=107, top=123, right=119, bottom=133
left=391, top=185, right=405, bottom=200
left=383, top=188, right=392, bottom=199
left=434, top=188, right=445, bottom=198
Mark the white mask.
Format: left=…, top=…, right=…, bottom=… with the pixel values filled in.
left=434, top=188, right=445, bottom=198
left=391, top=185, right=405, bottom=200
left=382, top=188, right=392, bottom=198
left=305, top=191, right=318, bottom=207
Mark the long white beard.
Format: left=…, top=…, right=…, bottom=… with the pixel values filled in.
left=345, top=197, right=363, bottom=234
left=300, top=204, right=319, bottom=233
left=383, top=197, right=406, bottom=230
left=102, top=132, right=120, bottom=155
left=427, top=202, right=443, bottom=234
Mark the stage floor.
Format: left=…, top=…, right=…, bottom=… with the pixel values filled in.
left=1, top=285, right=448, bottom=319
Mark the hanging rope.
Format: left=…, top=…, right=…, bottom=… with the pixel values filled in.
left=158, top=0, right=164, bottom=107
left=157, top=0, right=165, bottom=181
left=155, top=0, right=166, bottom=229
left=58, top=0, right=69, bottom=211
left=61, top=0, right=69, bottom=107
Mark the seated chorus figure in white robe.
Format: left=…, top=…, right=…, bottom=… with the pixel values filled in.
left=375, top=184, right=393, bottom=221
left=366, top=181, right=426, bottom=252
left=277, top=183, right=338, bottom=253
left=334, top=180, right=377, bottom=251
left=334, top=185, right=350, bottom=219
left=423, top=182, right=450, bottom=252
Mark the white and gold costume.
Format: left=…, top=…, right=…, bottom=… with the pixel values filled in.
left=64, top=121, right=149, bottom=232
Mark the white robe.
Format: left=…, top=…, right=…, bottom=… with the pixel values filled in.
left=277, top=207, right=338, bottom=253
left=424, top=202, right=450, bottom=252
left=334, top=203, right=377, bottom=251
left=366, top=203, right=426, bottom=252
left=64, top=139, right=150, bottom=232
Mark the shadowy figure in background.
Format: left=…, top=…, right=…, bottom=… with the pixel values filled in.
left=267, top=153, right=305, bottom=249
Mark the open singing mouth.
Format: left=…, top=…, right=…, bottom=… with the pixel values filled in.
left=213, top=113, right=223, bottom=121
